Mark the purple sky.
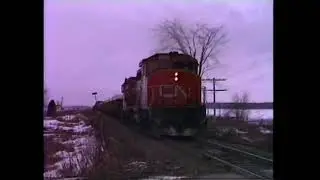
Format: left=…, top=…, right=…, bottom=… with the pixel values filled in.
left=45, top=0, right=273, bottom=106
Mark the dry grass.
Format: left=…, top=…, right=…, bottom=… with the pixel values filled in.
left=44, top=110, right=105, bottom=179
left=44, top=136, right=73, bottom=156
left=205, top=117, right=273, bottom=152
left=56, top=146, right=102, bottom=178
left=86, top=112, right=150, bottom=180
left=86, top=112, right=238, bottom=179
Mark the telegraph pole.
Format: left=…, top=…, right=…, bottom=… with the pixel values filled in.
left=202, top=78, right=227, bottom=119
left=212, top=78, right=227, bottom=118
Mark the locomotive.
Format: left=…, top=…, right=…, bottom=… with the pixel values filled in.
left=120, top=52, right=206, bottom=136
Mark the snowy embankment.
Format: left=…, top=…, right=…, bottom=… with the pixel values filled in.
left=44, top=114, right=99, bottom=179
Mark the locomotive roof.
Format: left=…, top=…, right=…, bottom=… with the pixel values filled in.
left=139, top=52, right=198, bottom=67
left=122, top=76, right=138, bottom=86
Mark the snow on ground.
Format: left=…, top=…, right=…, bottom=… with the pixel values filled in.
left=235, top=128, right=248, bottom=134
left=207, top=109, right=273, bottom=120
left=124, top=161, right=148, bottom=172
left=43, top=116, right=93, bottom=134
left=62, top=114, right=77, bottom=121
left=259, top=127, right=273, bottom=134
left=142, top=176, right=187, bottom=180
left=44, top=120, right=64, bottom=129
left=43, top=114, right=97, bottom=179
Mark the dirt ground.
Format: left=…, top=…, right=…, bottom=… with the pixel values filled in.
left=205, top=119, right=273, bottom=152
left=88, top=112, right=229, bottom=180
left=44, top=110, right=272, bottom=179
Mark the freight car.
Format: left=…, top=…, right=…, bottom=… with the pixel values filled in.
left=94, top=98, right=123, bottom=119
left=120, top=52, right=206, bottom=136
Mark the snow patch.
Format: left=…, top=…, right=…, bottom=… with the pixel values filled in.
left=62, top=115, right=76, bottom=121
left=43, top=117, right=93, bottom=134
left=260, top=129, right=273, bottom=134
left=259, top=127, right=273, bottom=134
left=44, top=113, right=98, bottom=179
left=54, top=151, right=73, bottom=159
left=235, top=129, right=248, bottom=134
left=66, top=137, right=95, bottom=146
left=43, top=169, right=59, bottom=179
left=43, top=120, right=63, bottom=130
left=241, top=136, right=254, bottom=143
left=73, top=124, right=92, bottom=133
left=142, top=176, right=187, bottom=180
left=125, top=161, right=148, bottom=171
left=44, top=140, right=96, bottom=178
left=44, top=133, right=56, bottom=137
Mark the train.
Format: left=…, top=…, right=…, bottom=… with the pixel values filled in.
left=95, top=52, right=207, bottom=137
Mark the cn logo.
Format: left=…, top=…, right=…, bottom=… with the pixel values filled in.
left=175, top=85, right=187, bottom=99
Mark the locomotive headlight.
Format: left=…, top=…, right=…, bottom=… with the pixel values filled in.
left=174, top=77, right=179, bottom=81
left=174, top=72, right=178, bottom=76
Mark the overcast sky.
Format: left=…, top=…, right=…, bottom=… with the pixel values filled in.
left=45, top=0, right=273, bottom=106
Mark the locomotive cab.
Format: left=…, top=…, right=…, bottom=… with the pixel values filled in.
left=136, top=52, right=206, bottom=136
left=139, top=51, right=198, bottom=76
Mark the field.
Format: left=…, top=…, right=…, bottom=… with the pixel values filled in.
left=43, top=110, right=272, bottom=179
left=43, top=112, right=100, bottom=179
left=84, top=112, right=233, bottom=179
left=43, top=111, right=205, bottom=179
left=206, top=118, right=273, bottom=152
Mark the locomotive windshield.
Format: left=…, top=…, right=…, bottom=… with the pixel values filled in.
left=172, top=61, right=197, bottom=74
left=145, top=60, right=198, bottom=76
left=143, top=53, right=198, bottom=76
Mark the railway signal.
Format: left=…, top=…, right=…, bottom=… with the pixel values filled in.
left=92, top=92, right=98, bottom=102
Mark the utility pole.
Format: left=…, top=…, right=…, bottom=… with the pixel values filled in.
left=61, top=96, right=64, bottom=110
left=212, top=78, right=227, bottom=118
left=202, top=78, right=227, bottom=119
left=202, top=86, right=207, bottom=115
left=202, top=86, right=207, bottom=104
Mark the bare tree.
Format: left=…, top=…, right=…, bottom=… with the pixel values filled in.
left=227, top=92, right=250, bottom=121
left=153, top=19, right=228, bottom=77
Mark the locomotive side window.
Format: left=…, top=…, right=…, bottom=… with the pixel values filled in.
left=146, top=61, right=158, bottom=76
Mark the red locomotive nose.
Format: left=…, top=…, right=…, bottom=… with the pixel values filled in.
left=147, top=70, right=201, bottom=107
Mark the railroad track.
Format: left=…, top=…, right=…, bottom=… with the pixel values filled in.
left=98, top=114, right=273, bottom=178
left=44, top=177, right=88, bottom=180
left=201, top=139, right=273, bottom=179
left=216, top=141, right=273, bottom=159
